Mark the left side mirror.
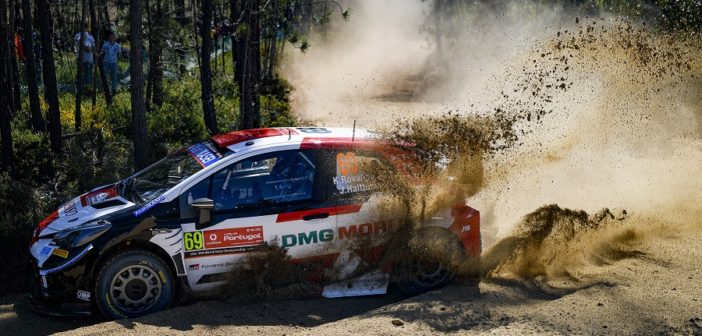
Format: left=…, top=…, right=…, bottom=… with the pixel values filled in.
left=191, top=198, right=214, bottom=229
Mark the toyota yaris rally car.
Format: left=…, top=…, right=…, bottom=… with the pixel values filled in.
left=28, top=127, right=481, bottom=319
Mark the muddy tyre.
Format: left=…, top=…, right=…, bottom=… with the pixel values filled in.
left=394, top=227, right=465, bottom=296
left=395, top=258, right=455, bottom=295
left=95, top=250, right=174, bottom=319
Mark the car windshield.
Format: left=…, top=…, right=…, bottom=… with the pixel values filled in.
left=119, top=151, right=205, bottom=204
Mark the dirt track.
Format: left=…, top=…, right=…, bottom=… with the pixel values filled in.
left=1, top=222, right=700, bottom=336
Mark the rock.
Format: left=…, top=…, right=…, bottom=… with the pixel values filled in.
left=391, top=319, right=404, bottom=327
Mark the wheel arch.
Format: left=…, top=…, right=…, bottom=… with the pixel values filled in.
left=90, top=239, right=184, bottom=295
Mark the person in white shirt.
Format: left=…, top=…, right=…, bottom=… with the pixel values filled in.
left=74, top=26, right=95, bottom=87
left=101, top=31, right=121, bottom=94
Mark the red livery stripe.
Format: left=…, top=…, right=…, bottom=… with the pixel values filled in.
left=300, top=137, right=376, bottom=150
left=211, top=128, right=285, bottom=148
left=276, top=204, right=362, bottom=223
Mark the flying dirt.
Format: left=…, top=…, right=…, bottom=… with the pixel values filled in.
left=281, top=0, right=702, bottom=333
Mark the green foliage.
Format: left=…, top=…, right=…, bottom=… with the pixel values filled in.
left=212, top=77, right=241, bottom=131
left=0, top=172, right=55, bottom=295
left=10, top=127, right=54, bottom=185
left=148, top=77, right=210, bottom=144
left=261, top=76, right=298, bottom=127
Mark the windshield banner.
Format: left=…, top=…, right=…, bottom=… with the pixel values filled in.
left=187, top=142, right=221, bottom=168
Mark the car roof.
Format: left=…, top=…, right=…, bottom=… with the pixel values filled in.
left=210, top=127, right=377, bottom=153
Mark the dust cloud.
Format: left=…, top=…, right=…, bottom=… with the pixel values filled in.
left=283, top=0, right=702, bottom=283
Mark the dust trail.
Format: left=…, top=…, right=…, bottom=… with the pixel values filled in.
left=283, top=0, right=702, bottom=282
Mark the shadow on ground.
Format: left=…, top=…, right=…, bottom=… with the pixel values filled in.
left=0, top=295, right=100, bottom=336
left=0, top=288, right=408, bottom=336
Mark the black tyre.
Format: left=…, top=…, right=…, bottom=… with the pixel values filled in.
left=94, top=250, right=174, bottom=319
left=395, top=258, right=455, bottom=296
left=394, top=227, right=465, bottom=296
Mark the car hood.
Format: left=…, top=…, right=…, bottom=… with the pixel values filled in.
left=40, top=184, right=136, bottom=236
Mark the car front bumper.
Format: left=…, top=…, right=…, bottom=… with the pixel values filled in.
left=26, top=292, right=92, bottom=317
left=29, top=244, right=96, bottom=316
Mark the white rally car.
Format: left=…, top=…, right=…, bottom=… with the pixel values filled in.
left=28, top=127, right=481, bottom=319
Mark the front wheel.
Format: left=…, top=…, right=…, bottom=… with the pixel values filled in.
left=94, top=250, right=174, bottom=319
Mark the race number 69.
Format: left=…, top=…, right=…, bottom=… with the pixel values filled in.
left=184, top=231, right=204, bottom=251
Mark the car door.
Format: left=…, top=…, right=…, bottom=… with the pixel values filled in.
left=323, top=148, right=399, bottom=281
left=178, top=149, right=337, bottom=291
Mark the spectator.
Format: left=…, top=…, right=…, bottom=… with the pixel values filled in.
left=101, top=31, right=121, bottom=94
left=13, top=32, right=24, bottom=62
left=74, top=25, right=96, bottom=86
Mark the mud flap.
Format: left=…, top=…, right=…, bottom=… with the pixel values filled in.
left=321, top=270, right=389, bottom=298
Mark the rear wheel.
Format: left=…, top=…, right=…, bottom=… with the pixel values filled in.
left=95, top=250, right=174, bottom=319
left=394, top=227, right=465, bottom=295
left=395, top=259, right=454, bottom=295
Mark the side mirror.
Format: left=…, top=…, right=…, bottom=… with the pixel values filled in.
left=191, top=198, right=214, bottom=229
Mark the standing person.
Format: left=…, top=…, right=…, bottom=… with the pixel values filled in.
left=101, top=31, right=121, bottom=94
left=13, top=31, right=24, bottom=62
left=74, top=26, right=95, bottom=87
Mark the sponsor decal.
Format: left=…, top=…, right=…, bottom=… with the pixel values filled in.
left=282, top=229, right=334, bottom=248
left=184, top=226, right=264, bottom=251
left=333, top=152, right=376, bottom=194
left=188, top=264, right=200, bottom=271
left=297, top=127, right=332, bottom=134
left=40, top=247, right=52, bottom=256
left=81, top=186, right=119, bottom=206
left=133, top=195, right=166, bottom=217
left=52, top=248, right=69, bottom=259
left=282, top=222, right=394, bottom=248
left=196, top=261, right=235, bottom=270
left=184, top=246, right=256, bottom=258
left=338, top=222, right=393, bottom=240
left=204, top=226, right=263, bottom=249
left=77, top=290, right=91, bottom=301
left=187, top=142, right=221, bottom=167
left=63, top=200, right=78, bottom=216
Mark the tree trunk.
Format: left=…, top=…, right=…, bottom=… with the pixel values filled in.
left=200, top=0, right=218, bottom=134
left=91, top=0, right=111, bottom=105
left=231, top=0, right=243, bottom=87
left=0, top=0, right=14, bottom=170
left=175, top=0, right=186, bottom=25
left=21, top=0, right=44, bottom=132
left=146, top=0, right=164, bottom=109
left=36, top=0, right=61, bottom=155
left=54, top=0, right=70, bottom=51
left=145, top=0, right=152, bottom=110
left=151, top=0, right=164, bottom=107
left=239, top=0, right=260, bottom=130
left=74, top=0, right=86, bottom=132
left=173, top=0, right=186, bottom=75
left=129, top=0, right=148, bottom=169
left=8, top=0, right=20, bottom=114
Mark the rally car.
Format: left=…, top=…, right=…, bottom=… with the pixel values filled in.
left=28, top=127, right=481, bottom=319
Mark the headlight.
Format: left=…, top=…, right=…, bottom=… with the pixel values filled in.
left=51, top=220, right=112, bottom=248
